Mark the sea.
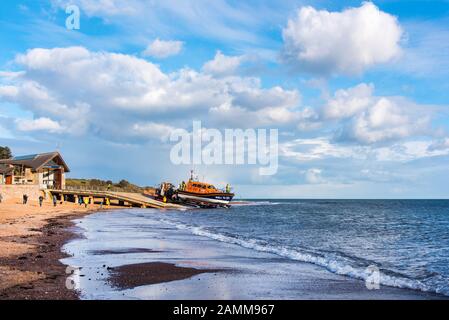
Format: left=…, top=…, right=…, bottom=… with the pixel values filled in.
left=63, top=199, right=449, bottom=299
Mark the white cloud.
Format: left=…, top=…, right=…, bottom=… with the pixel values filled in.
left=304, top=168, right=325, bottom=184
left=0, top=71, right=25, bottom=79
left=322, top=83, right=374, bottom=119
left=281, top=2, right=402, bottom=75
left=15, top=117, right=64, bottom=133
left=280, top=136, right=449, bottom=164
left=202, top=51, right=244, bottom=77
left=0, top=46, right=300, bottom=141
left=346, top=97, right=430, bottom=144
left=131, top=122, right=176, bottom=141
left=209, top=103, right=300, bottom=128
left=280, top=137, right=367, bottom=161
left=427, top=138, right=449, bottom=151
left=313, top=83, right=434, bottom=144
left=0, top=85, right=19, bottom=97
left=0, top=78, right=91, bottom=134
left=142, top=38, right=183, bottom=58
left=375, top=140, right=449, bottom=161
left=2, top=46, right=444, bottom=178
left=297, top=107, right=321, bottom=131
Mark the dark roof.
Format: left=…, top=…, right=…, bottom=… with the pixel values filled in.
left=0, top=152, right=70, bottom=172
left=0, top=164, right=13, bottom=175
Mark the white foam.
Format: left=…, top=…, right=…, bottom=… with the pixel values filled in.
left=232, top=201, right=281, bottom=206
left=157, top=218, right=447, bottom=296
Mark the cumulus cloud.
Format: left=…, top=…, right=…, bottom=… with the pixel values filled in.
left=343, top=97, right=430, bottom=144
left=15, top=117, right=64, bottom=133
left=0, top=46, right=300, bottom=142
left=295, top=82, right=432, bottom=144
left=202, top=51, right=244, bottom=77
left=321, top=83, right=432, bottom=144
left=0, top=77, right=91, bottom=135
left=142, top=38, right=183, bottom=58
left=281, top=2, right=402, bottom=75
left=322, top=83, right=374, bottom=119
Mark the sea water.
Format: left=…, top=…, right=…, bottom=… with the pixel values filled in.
left=63, top=199, right=449, bottom=298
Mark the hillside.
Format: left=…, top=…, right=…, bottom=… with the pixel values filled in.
left=66, top=178, right=154, bottom=193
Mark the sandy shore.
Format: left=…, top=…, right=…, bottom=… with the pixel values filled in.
left=0, top=199, right=110, bottom=299
left=3, top=201, right=447, bottom=300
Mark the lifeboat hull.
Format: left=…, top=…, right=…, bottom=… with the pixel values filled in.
left=177, top=190, right=234, bottom=206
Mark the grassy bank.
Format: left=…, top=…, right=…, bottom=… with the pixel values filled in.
left=66, top=178, right=155, bottom=193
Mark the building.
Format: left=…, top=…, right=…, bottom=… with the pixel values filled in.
left=0, top=152, right=69, bottom=189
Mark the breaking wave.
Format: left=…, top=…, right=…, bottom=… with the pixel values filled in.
left=157, top=218, right=448, bottom=296
left=231, top=201, right=282, bottom=206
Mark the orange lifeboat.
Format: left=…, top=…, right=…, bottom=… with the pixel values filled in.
left=176, top=172, right=234, bottom=207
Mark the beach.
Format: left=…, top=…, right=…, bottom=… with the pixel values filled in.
left=0, top=200, right=229, bottom=300
left=0, top=199, right=106, bottom=299
left=62, top=206, right=448, bottom=300
left=1, top=199, right=448, bottom=300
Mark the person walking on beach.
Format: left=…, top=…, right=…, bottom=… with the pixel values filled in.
left=83, top=196, right=89, bottom=208
left=23, top=194, right=28, bottom=205
left=78, top=196, right=83, bottom=206
left=52, top=195, right=57, bottom=207
left=38, top=195, right=44, bottom=207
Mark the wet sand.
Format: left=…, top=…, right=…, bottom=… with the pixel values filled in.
left=90, top=248, right=163, bottom=255
left=109, top=262, right=222, bottom=290
left=0, top=199, right=109, bottom=299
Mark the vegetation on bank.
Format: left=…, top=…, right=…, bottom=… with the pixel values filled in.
left=65, top=178, right=154, bottom=193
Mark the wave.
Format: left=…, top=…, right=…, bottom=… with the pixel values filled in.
left=157, top=218, right=448, bottom=296
left=232, top=201, right=282, bottom=206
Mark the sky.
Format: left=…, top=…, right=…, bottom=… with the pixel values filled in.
left=1, top=0, right=449, bottom=198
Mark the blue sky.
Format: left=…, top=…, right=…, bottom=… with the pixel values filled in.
left=1, top=0, right=449, bottom=198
